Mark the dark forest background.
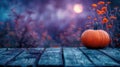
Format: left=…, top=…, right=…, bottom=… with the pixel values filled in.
left=0, top=0, right=120, bottom=48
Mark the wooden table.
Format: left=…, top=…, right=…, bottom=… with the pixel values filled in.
left=0, top=47, right=120, bottom=67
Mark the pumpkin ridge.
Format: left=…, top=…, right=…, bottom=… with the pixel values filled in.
left=103, top=31, right=110, bottom=46
left=96, top=30, right=100, bottom=47
left=98, top=30, right=104, bottom=47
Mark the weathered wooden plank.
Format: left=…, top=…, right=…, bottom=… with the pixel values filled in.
left=0, top=48, right=7, bottom=54
left=118, top=48, right=120, bottom=51
left=7, top=48, right=44, bottom=67
left=27, top=48, right=44, bottom=54
left=0, top=47, right=119, bottom=66
left=63, top=48, right=94, bottom=67
left=100, top=48, right=120, bottom=63
left=7, top=48, right=22, bottom=51
left=38, top=48, right=63, bottom=66
left=0, top=49, right=22, bottom=65
left=80, top=47, right=120, bottom=66
left=0, top=48, right=7, bottom=51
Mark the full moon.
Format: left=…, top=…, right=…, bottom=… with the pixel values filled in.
left=73, top=4, right=83, bottom=13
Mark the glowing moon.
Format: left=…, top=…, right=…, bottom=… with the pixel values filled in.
left=73, top=4, right=83, bottom=13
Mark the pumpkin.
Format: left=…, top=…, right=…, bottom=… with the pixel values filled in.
left=81, top=29, right=110, bottom=49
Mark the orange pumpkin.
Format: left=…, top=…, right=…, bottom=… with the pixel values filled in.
left=81, top=29, right=110, bottom=49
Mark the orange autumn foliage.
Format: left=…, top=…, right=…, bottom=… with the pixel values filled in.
left=102, top=17, right=109, bottom=24
left=110, top=16, right=117, bottom=20
left=91, top=4, right=97, bottom=8
left=94, top=18, right=97, bottom=21
left=87, top=16, right=91, bottom=19
left=47, top=35, right=52, bottom=40
left=98, top=1, right=105, bottom=5
left=106, top=24, right=112, bottom=28
left=53, top=46, right=59, bottom=48
left=101, top=7, right=107, bottom=12
left=97, top=9, right=105, bottom=15
left=107, top=1, right=111, bottom=4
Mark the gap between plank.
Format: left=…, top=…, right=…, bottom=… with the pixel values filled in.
left=78, top=48, right=96, bottom=66
left=36, top=48, right=46, bottom=67
left=5, top=49, right=24, bottom=66
left=98, top=50, right=120, bottom=64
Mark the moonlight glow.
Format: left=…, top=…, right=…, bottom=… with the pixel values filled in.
left=73, top=4, right=83, bottom=13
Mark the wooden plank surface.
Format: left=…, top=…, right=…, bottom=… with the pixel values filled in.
left=0, top=48, right=23, bottom=65
left=0, top=47, right=119, bottom=66
left=100, top=48, right=120, bottom=63
left=0, top=48, right=7, bottom=51
left=38, top=48, right=63, bottom=66
left=0, top=48, right=6, bottom=53
left=63, top=47, right=94, bottom=66
left=7, top=48, right=22, bottom=51
left=7, top=48, right=44, bottom=67
left=80, top=47, right=120, bottom=66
